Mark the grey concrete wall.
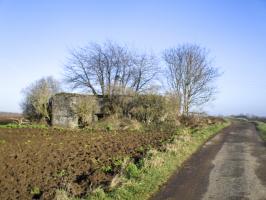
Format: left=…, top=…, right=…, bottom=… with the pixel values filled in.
left=50, top=93, right=102, bottom=128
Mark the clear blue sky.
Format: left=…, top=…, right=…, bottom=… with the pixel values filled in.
left=0, top=0, right=266, bottom=116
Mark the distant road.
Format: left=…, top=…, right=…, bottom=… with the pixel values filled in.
left=151, top=121, right=266, bottom=200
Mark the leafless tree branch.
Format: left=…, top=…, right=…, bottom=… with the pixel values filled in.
left=163, top=44, right=219, bottom=115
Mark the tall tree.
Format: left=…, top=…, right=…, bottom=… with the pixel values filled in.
left=163, top=44, right=219, bottom=115
left=63, top=41, right=158, bottom=97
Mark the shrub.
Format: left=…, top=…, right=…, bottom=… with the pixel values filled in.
left=164, top=92, right=181, bottom=123
left=102, top=94, right=134, bottom=117
left=99, top=93, right=180, bottom=125
left=83, top=91, right=181, bottom=126
left=128, top=94, right=170, bottom=124
left=75, top=96, right=100, bottom=127
left=21, top=76, right=61, bottom=123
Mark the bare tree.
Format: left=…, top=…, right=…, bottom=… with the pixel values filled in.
left=21, top=76, right=61, bottom=122
left=163, top=44, right=219, bottom=115
left=131, top=53, right=158, bottom=92
left=63, top=41, right=158, bottom=97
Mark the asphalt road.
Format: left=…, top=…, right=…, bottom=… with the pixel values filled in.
left=151, top=121, right=266, bottom=200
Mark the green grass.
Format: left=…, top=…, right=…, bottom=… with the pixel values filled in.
left=256, top=121, right=266, bottom=141
left=57, top=120, right=229, bottom=200
left=0, top=123, right=48, bottom=129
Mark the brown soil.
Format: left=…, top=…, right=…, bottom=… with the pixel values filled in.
left=0, top=128, right=173, bottom=200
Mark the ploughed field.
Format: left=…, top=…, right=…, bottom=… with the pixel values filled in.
left=0, top=113, right=23, bottom=125
left=0, top=127, right=174, bottom=200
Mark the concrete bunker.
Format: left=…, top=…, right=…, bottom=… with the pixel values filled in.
left=49, top=93, right=103, bottom=128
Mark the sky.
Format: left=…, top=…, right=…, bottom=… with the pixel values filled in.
left=0, top=0, right=266, bottom=116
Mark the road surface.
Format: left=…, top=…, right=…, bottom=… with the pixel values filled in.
left=151, top=121, right=266, bottom=200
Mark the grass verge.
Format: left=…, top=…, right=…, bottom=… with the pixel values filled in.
left=255, top=121, right=266, bottom=141
left=0, top=123, right=48, bottom=129
left=56, top=121, right=230, bottom=200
